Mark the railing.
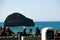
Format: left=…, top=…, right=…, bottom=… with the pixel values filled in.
left=23, top=37, right=41, bottom=40
left=0, top=35, right=60, bottom=40
left=0, top=36, right=17, bottom=40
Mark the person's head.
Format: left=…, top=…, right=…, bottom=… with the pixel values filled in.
left=36, top=27, right=40, bottom=32
left=6, top=27, right=9, bottom=30
left=5, top=27, right=10, bottom=32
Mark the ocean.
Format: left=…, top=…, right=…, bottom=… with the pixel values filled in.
left=0, top=21, right=60, bottom=34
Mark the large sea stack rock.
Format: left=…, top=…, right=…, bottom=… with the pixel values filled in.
left=4, top=12, right=34, bottom=27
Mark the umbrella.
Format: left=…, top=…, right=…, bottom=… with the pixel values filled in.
left=4, top=12, right=35, bottom=27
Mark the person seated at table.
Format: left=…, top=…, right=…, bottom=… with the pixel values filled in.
left=35, top=27, right=40, bottom=35
left=5, top=27, right=12, bottom=36
left=22, top=28, right=27, bottom=36
left=1, top=27, right=15, bottom=36
left=1, top=27, right=6, bottom=36
left=28, top=28, right=33, bottom=37
left=0, top=27, right=2, bottom=36
left=28, top=28, right=32, bottom=35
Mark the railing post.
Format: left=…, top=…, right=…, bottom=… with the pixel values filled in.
left=21, top=36, right=23, bottom=40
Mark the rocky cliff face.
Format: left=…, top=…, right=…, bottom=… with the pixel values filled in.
left=4, top=12, right=34, bottom=27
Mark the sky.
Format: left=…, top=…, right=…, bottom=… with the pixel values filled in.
left=0, top=0, right=60, bottom=22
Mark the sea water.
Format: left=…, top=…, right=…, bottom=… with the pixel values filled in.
left=0, top=21, right=60, bottom=34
